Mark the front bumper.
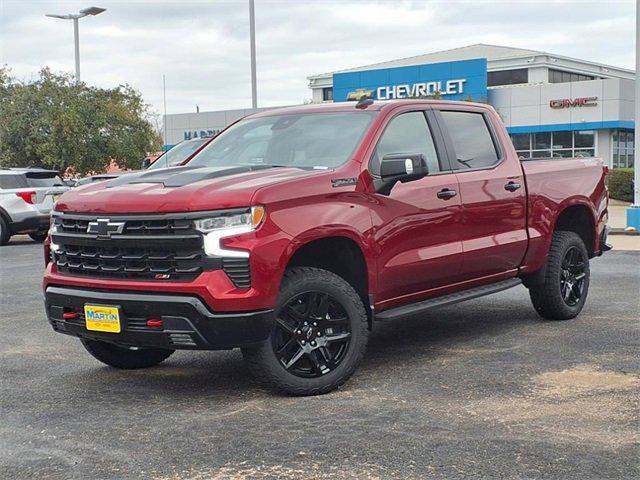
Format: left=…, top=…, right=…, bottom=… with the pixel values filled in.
left=11, top=214, right=49, bottom=234
left=45, top=286, right=274, bottom=350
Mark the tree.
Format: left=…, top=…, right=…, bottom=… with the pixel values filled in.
left=0, top=67, right=161, bottom=175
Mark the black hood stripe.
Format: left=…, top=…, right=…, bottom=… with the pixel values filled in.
left=106, top=165, right=275, bottom=188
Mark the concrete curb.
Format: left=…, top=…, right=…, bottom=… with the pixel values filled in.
left=609, top=228, right=640, bottom=236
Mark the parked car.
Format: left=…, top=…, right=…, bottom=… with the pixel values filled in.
left=143, top=137, right=210, bottom=169
left=74, top=172, right=128, bottom=187
left=43, top=100, right=609, bottom=395
left=73, top=138, right=211, bottom=187
left=0, top=168, right=68, bottom=245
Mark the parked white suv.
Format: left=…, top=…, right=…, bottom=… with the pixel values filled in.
left=0, top=169, right=69, bottom=245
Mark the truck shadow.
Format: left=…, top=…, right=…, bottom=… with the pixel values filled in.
left=65, top=297, right=540, bottom=399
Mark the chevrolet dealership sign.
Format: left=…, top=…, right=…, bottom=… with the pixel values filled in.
left=376, top=79, right=467, bottom=100
left=333, top=58, right=487, bottom=102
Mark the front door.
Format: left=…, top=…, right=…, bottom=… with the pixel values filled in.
left=367, top=110, right=465, bottom=309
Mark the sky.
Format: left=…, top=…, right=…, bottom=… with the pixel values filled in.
left=0, top=0, right=636, bottom=117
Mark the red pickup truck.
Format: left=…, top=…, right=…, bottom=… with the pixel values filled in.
left=44, top=99, right=609, bottom=395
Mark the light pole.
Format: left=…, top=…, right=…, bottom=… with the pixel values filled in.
left=46, top=6, right=106, bottom=83
left=629, top=0, right=640, bottom=229
left=249, top=0, right=257, bottom=109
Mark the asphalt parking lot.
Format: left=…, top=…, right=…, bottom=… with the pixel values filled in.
left=1, top=240, right=638, bottom=480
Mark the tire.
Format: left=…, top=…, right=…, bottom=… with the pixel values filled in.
left=0, top=217, right=10, bottom=246
left=242, top=267, right=369, bottom=396
left=29, top=231, right=48, bottom=242
left=528, top=231, right=590, bottom=320
left=80, top=338, right=174, bottom=369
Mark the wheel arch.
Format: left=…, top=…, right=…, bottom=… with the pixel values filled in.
left=552, top=200, right=597, bottom=257
left=283, top=232, right=374, bottom=323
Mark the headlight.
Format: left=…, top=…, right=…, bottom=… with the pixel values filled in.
left=195, top=206, right=265, bottom=258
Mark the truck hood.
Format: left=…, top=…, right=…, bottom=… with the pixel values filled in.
left=55, top=165, right=324, bottom=214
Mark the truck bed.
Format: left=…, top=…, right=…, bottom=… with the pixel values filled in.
left=520, top=157, right=608, bottom=273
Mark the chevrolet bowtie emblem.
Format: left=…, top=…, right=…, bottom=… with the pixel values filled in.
left=87, top=218, right=125, bottom=238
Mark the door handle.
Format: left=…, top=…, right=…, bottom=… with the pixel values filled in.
left=504, top=181, right=521, bottom=192
left=437, top=188, right=457, bottom=200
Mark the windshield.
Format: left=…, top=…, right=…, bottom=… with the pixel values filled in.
left=148, top=138, right=208, bottom=170
left=187, top=111, right=376, bottom=170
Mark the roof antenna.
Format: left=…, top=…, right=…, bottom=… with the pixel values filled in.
left=355, top=97, right=374, bottom=109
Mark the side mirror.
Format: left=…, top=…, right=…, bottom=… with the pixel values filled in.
left=141, top=158, right=151, bottom=169
left=375, top=153, right=428, bottom=195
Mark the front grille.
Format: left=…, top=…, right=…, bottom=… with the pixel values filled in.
left=55, top=244, right=204, bottom=280
left=56, top=217, right=192, bottom=236
left=51, top=212, right=253, bottom=288
left=52, top=213, right=205, bottom=281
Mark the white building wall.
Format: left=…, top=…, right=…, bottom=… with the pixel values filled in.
left=597, top=129, right=612, bottom=166
left=488, top=78, right=634, bottom=130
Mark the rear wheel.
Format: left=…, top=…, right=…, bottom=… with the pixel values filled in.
left=80, top=338, right=174, bottom=369
left=242, top=267, right=369, bottom=396
left=529, top=231, right=590, bottom=320
left=29, top=231, right=47, bottom=242
left=0, top=217, right=10, bottom=246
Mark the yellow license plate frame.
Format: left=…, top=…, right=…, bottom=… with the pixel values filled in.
left=84, top=304, right=121, bottom=333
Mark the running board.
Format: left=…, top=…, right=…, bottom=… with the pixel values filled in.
left=375, top=278, right=522, bottom=322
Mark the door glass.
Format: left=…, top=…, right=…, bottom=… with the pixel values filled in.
left=440, top=111, right=499, bottom=169
left=372, top=111, right=440, bottom=176
left=574, top=130, right=595, bottom=149
left=552, top=131, right=572, bottom=149
left=533, top=132, right=551, bottom=150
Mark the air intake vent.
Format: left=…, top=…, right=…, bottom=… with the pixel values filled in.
left=169, top=333, right=197, bottom=347
left=222, top=258, right=251, bottom=289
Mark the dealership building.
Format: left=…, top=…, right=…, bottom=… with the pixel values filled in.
left=164, top=44, right=635, bottom=168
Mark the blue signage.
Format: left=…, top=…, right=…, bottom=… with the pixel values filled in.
left=332, top=58, right=487, bottom=102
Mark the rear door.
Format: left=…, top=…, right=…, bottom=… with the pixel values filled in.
left=367, top=108, right=465, bottom=307
left=433, top=107, right=527, bottom=280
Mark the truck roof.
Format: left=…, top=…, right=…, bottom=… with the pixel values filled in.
left=249, top=99, right=491, bottom=118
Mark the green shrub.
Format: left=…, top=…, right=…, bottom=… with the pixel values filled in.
left=607, top=168, right=634, bottom=203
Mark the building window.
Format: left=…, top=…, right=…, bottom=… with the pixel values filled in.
left=487, top=68, right=528, bottom=87
left=322, top=87, right=333, bottom=102
left=509, top=130, right=595, bottom=159
left=549, top=69, right=595, bottom=83
left=612, top=129, right=634, bottom=168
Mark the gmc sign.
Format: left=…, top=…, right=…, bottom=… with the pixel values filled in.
left=549, top=97, right=598, bottom=109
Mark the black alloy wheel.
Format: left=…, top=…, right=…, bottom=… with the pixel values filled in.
left=560, top=246, right=587, bottom=307
left=273, top=291, right=352, bottom=378
left=242, top=267, right=369, bottom=396
left=528, top=231, right=590, bottom=320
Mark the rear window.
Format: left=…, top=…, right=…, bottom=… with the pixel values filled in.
left=440, top=111, right=500, bottom=169
left=0, top=174, right=28, bottom=189
left=26, top=175, right=64, bottom=188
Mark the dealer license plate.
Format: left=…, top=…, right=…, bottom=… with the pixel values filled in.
left=84, top=304, right=121, bottom=333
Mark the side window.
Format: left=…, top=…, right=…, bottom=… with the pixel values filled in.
left=440, top=111, right=500, bottom=169
left=371, top=111, right=441, bottom=176
left=0, top=174, right=28, bottom=189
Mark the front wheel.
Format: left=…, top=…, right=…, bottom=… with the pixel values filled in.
left=528, top=231, right=590, bottom=320
left=242, top=267, right=369, bottom=396
left=81, top=338, right=174, bottom=369
left=29, top=231, right=48, bottom=242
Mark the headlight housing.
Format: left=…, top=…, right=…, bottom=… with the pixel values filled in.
left=195, top=206, right=265, bottom=258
